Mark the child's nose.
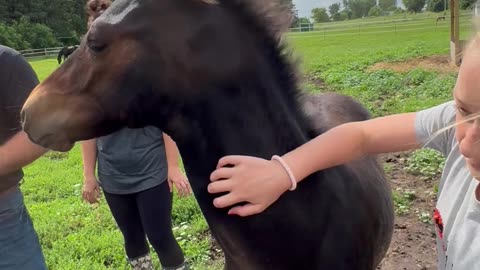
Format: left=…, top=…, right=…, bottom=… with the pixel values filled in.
left=461, top=125, right=480, bottom=158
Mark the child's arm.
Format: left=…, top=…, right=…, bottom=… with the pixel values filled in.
left=208, top=112, right=419, bottom=216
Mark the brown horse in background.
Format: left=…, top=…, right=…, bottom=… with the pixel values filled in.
left=21, top=0, right=394, bottom=269
left=436, top=15, right=446, bottom=23
left=56, top=45, right=78, bottom=64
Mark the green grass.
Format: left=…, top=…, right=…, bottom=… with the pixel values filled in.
left=286, top=17, right=469, bottom=115
left=24, top=13, right=468, bottom=269
left=22, top=146, right=210, bottom=269
left=30, top=58, right=59, bottom=81
left=406, top=149, right=446, bottom=180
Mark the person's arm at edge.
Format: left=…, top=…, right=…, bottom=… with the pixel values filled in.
left=0, top=131, right=47, bottom=176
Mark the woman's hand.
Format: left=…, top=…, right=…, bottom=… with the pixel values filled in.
left=168, top=167, right=191, bottom=197
left=82, top=176, right=101, bottom=204
left=208, top=155, right=291, bottom=217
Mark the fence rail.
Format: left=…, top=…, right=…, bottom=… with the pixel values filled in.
left=287, top=15, right=472, bottom=39
left=288, top=13, right=472, bottom=33
left=19, top=46, right=65, bottom=59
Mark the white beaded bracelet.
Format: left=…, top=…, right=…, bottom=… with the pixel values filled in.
left=271, top=155, right=297, bottom=191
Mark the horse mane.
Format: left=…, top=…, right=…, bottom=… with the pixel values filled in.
left=218, top=0, right=305, bottom=120
left=219, top=0, right=293, bottom=41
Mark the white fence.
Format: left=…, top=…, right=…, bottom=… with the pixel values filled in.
left=289, top=13, right=472, bottom=32
left=19, top=47, right=65, bottom=59
left=287, top=13, right=472, bottom=39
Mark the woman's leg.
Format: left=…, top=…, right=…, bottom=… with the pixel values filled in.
left=103, top=191, right=150, bottom=260
left=136, top=181, right=187, bottom=269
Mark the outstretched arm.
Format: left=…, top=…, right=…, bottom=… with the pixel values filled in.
left=209, top=112, right=419, bottom=216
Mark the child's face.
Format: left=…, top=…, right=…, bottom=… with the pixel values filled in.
left=454, top=48, right=480, bottom=179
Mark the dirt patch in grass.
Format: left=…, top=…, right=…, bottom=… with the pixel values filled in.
left=368, top=55, right=459, bottom=74
left=377, top=152, right=438, bottom=270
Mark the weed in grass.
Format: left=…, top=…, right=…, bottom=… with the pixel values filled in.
left=44, top=151, right=69, bottom=160
left=393, top=188, right=416, bottom=215
left=418, top=211, right=433, bottom=224
left=406, top=149, right=445, bottom=180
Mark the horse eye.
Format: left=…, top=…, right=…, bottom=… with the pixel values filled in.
left=87, top=39, right=107, bottom=53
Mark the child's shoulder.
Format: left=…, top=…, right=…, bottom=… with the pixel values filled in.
left=417, top=100, right=456, bottom=124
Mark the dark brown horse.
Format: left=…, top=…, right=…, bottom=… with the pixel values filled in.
left=21, top=0, right=394, bottom=269
left=56, top=45, right=79, bottom=64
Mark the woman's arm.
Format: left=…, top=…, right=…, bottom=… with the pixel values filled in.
left=81, top=139, right=97, bottom=178
left=163, top=133, right=191, bottom=196
left=81, top=139, right=100, bottom=203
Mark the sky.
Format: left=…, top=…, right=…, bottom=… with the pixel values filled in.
left=293, top=0, right=339, bottom=18
left=293, top=0, right=404, bottom=18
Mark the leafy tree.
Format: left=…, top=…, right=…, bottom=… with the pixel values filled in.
left=379, top=0, right=396, bottom=11
left=311, top=8, right=330, bottom=23
left=343, top=0, right=376, bottom=18
left=460, top=0, right=476, bottom=9
left=13, top=17, right=58, bottom=48
left=427, top=0, right=448, bottom=12
left=368, top=6, right=382, bottom=16
left=339, top=9, right=352, bottom=20
left=0, top=22, right=29, bottom=49
left=329, top=3, right=342, bottom=21
left=0, top=0, right=88, bottom=47
left=403, top=0, right=426, bottom=13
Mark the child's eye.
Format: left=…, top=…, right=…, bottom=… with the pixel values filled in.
left=456, top=106, right=470, bottom=117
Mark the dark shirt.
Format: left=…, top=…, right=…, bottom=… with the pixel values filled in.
left=0, top=45, right=39, bottom=192
left=96, top=126, right=168, bottom=194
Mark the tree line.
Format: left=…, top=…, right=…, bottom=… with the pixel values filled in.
left=1, top=0, right=477, bottom=50
left=309, top=0, right=477, bottom=23
left=0, top=0, right=89, bottom=50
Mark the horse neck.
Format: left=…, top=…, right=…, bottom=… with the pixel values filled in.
left=170, top=73, right=311, bottom=186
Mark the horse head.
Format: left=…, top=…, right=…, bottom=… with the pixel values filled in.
left=21, top=0, right=293, bottom=151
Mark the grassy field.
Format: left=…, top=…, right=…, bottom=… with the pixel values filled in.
left=24, top=12, right=469, bottom=269
left=286, top=12, right=469, bottom=115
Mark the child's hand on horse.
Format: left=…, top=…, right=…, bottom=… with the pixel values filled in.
left=208, top=155, right=292, bottom=217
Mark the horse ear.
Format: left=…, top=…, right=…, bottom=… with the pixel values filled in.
left=199, top=0, right=219, bottom=4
